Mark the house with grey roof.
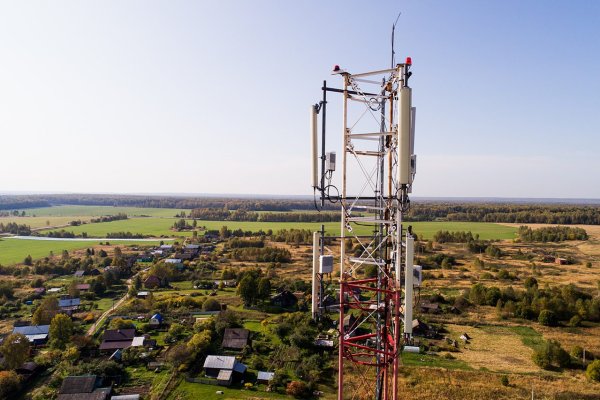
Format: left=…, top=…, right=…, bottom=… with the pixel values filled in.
left=13, top=325, right=50, bottom=345
left=203, top=355, right=247, bottom=386
left=57, top=375, right=112, bottom=400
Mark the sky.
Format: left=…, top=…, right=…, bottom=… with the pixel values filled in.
left=0, top=1, right=599, bottom=198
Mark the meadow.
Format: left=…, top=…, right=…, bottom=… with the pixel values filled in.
left=0, top=237, right=163, bottom=266
left=0, top=205, right=517, bottom=266
left=40, top=216, right=517, bottom=240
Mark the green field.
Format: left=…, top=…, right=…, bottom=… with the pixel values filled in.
left=41, top=218, right=517, bottom=241
left=22, top=205, right=184, bottom=218
left=0, top=238, right=163, bottom=266
left=0, top=215, right=89, bottom=229
left=167, top=380, right=289, bottom=400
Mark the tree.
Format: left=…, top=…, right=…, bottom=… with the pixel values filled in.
left=203, top=298, right=221, bottom=311
left=49, top=313, right=74, bottom=350
left=133, top=275, right=142, bottom=290
left=91, top=276, right=106, bottom=295
left=286, top=381, right=308, bottom=398
left=24, top=254, right=33, bottom=266
left=0, top=333, right=30, bottom=369
left=109, top=318, right=135, bottom=330
left=257, top=277, right=272, bottom=302
left=532, top=340, right=570, bottom=370
left=68, top=280, right=81, bottom=298
left=0, top=371, right=21, bottom=399
left=32, top=296, right=59, bottom=325
left=166, top=343, right=190, bottom=368
left=538, top=309, right=558, bottom=327
left=586, top=360, right=600, bottom=382
left=237, top=274, right=258, bottom=306
left=187, top=330, right=212, bottom=355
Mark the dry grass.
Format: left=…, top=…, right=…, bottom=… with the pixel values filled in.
left=445, top=323, right=538, bottom=373
left=537, top=323, right=600, bottom=356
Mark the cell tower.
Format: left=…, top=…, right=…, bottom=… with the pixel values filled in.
left=311, top=58, right=419, bottom=400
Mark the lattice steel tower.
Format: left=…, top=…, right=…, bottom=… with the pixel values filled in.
left=311, top=59, right=418, bottom=400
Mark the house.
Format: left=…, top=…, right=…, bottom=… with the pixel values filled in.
left=58, top=375, right=112, bottom=400
left=59, top=298, right=81, bottom=313
left=111, top=396, right=140, bottom=400
left=175, top=252, right=194, bottom=261
left=13, top=325, right=50, bottom=345
left=76, top=284, right=91, bottom=292
left=75, top=269, right=100, bottom=277
left=164, top=258, right=184, bottom=270
left=412, top=319, right=439, bottom=339
left=271, top=290, right=298, bottom=308
left=257, top=371, right=275, bottom=384
left=159, top=244, right=173, bottom=253
left=203, top=355, right=247, bottom=386
left=222, top=328, right=250, bottom=350
left=99, top=329, right=135, bottom=352
left=48, top=287, right=63, bottom=294
left=149, top=313, right=163, bottom=327
left=555, top=257, right=568, bottom=265
left=137, top=291, right=149, bottom=299
left=33, top=287, right=46, bottom=296
left=15, top=361, right=40, bottom=382
left=144, top=275, right=162, bottom=289
left=131, top=336, right=146, bottom=347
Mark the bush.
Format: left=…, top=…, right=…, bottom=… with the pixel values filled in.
left=203, top=298, right=221, bottom=311
left=532, top=340, right=571, bottom=370
left=286, top=381, right=308, bottom=398
left=500, top=375, right=509, bottom=386
left=538, top=309, right=558, bottom=327
left=586, top=360, right=600, bottom=382
left=0, top=371, right=21, bottom=399
left=569, top=315, right=582, bottom=327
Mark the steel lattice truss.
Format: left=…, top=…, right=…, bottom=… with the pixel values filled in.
left=335, top=64, right=412, bottom=400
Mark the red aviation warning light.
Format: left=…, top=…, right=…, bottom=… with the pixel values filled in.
left=405, top=57, right=412, bottom=65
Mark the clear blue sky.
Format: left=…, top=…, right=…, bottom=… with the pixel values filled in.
left=0, top=1, right=598, bottom=198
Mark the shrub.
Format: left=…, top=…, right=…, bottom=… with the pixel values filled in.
left=533, top=340, right=571, bottom=370
left=586, top=360, right=600, bottom=382
left=569, top=315, right=582, bottom=327
left=538, top=309, right=558, bottom=327
left=500, top=375, right=509, bottom=386
left=203, top=298, right=221, bottom=311
left=286, top=381, right=308, bottom=398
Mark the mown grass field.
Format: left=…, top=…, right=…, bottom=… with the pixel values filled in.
left=0, top=215, right=89, bottom=229
left=40, top=217, right=517, bottom=240
left=0, top=238, right=162, bottom=266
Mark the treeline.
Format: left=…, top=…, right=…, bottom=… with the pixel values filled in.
left=106, top=232, right=148, bottom=239
left=90, top=213, right=128, bottom=223
left=46, top=230, right=78, bottom=238
left=230, top=247, right=292, bottom=263
left=518, top=226, right=588, bottom=242
left=0, top=198, right=50, bottom=210
left=433, top=230, right=478, bottom=243
left=189, top=208, right=340, bottom=222
left=408, top=203, right=600, bottom=225
left=0, top=194, right=337, bottom=211
left=465, top=279, right=600, bottom=326
left=228, top=238, right=265, bottom=248
left=272, top=229, right=314, bottom=245
left=0, top=222, right=31, bottom=235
